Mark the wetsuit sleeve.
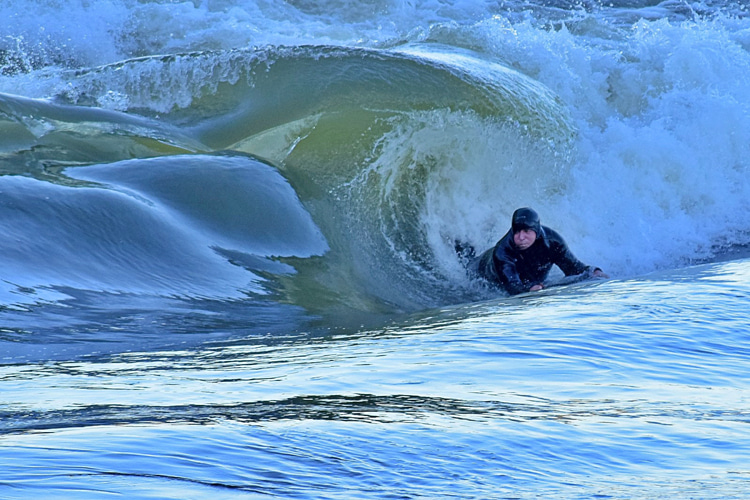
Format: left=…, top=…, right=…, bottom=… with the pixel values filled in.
left=549, top=231, right=591, bottom=276
left=494, top=254, right=528, bottom=296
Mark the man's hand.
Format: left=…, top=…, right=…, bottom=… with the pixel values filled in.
left=593, top=268, right=609, bottom=279
left=530, top=284, right=544, bottom=292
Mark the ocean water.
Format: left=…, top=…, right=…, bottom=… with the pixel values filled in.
left=1, top=0, right=749, bottom=498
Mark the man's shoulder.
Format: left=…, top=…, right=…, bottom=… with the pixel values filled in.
left=491, top=236, right=520, bottom=268
left=492, top=231, right=515, bottom=255
left=541, top=226, right=568, bottom=245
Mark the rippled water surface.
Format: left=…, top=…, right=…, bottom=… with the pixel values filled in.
left=3, top=261, right=750, bottom=498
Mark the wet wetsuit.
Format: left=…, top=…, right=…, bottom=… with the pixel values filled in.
left=472, top=225, right=594, bottom=296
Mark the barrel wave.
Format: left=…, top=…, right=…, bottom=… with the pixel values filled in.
left=1, top=44, right=577, bottom=323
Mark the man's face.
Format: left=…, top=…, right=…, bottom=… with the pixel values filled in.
left=513, top=229, right=537, bottom=250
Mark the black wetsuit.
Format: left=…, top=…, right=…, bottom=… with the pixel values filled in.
left=472, top=226, right=593, bottom=295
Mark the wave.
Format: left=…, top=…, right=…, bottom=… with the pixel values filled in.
left=0, top=44, right=575, bottom=315
left=1, top=29, right=749, bottom=320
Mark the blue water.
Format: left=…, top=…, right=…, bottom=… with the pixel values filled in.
left=1, top=1, right=750, bottom=498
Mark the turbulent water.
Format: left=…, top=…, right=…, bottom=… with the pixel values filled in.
left=1, top=1, right=749, bottom=498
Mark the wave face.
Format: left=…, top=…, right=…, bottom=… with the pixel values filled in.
left=1, top=1, right=749, bottom=320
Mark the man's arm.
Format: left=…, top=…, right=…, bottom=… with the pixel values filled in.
left=547, top=229, right=591, bottom=276
left=496, top=258, right=532, bottom=295
left=551, top=234, right=609, bottom=279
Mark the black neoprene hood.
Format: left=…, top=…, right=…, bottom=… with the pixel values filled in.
left=511, top=207, right=542, bottom=234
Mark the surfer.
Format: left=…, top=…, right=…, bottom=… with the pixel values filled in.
left=456, top=207, right=608, bottom=295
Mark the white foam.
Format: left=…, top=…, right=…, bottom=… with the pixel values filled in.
left=410, top=7, right=750, bottom=278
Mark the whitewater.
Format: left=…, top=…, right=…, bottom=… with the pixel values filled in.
left=1, top=1, right=749, bottom=498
